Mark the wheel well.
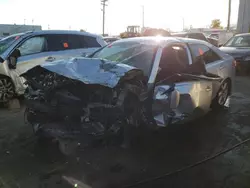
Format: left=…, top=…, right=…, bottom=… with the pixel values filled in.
left=0, top=74, right=11, bottom=79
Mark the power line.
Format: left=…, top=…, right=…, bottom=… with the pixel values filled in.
left=101, top=0, right=108, bottom=36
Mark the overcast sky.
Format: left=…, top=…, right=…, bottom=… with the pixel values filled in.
left=0, top=0, right=239, bottom=35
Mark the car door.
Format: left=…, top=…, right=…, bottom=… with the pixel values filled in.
left=188, top=43, right=227, bottom=98
left=9, top=35, right=50, bottom=93
left=45, top=34, right=83, bottom=60
left=152, top=44, right=213, bottom=127
left=14, top=35, right=49, bottom=75
left=188, top=43, right=226, bottom=77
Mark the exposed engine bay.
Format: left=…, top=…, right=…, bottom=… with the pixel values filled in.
left=22, top=59, right=151, bottom=152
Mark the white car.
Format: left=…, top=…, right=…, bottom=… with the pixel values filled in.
left=0, top=30, right=106, bottom=102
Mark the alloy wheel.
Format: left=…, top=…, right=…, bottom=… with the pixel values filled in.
left=217, top=81, right=229, bottom=106
left=0, top=78, right=14, bottom=102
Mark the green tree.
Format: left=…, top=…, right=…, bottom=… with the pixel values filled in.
left=210, top=19, right=223, bottom=29
left=80, top=29, right=86, bottom=32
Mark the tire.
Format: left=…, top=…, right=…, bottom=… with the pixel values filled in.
left=0, top=77, right=15, bottom=103
left=212, top=80, right=230, bottom=109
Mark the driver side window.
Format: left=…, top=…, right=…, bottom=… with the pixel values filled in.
left=156, top=45, right=189, bottom=81
left=18, top=36, right=46, bottom=56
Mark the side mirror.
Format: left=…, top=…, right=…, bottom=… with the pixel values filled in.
left=8, top=48, right=20, bottom=69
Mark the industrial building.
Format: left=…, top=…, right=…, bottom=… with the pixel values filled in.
left=237, top=0, right=250, bottom=33
left=0, top=24, right=42, bottom=38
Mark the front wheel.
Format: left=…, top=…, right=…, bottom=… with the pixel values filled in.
left=211, top=80, right=230, bottom=109
left=0, top=77, right=15, bottom=103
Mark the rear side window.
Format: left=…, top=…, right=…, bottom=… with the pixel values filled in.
left=79, top=36, right=101, bottom=48
left=189, top=44, right=221, bottom=64
left=46, top=34, right=82, bottom=51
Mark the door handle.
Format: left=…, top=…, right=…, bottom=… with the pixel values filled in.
left=206, top=86, right=211, bottom=92
left=45, top=56, right=56, bottom=62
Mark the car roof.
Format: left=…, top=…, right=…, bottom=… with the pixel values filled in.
left=112, top=36, right=211, bottom=47
left=235, top=33, right=250, bottom=37
left=115, top=36, right=180, bottom=45
left=1, top=33, right=25, bottom=40
left=24, top=30, right=101, bottom=38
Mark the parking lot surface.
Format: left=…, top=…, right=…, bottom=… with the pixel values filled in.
left=1, top=76, right=250, bottom=188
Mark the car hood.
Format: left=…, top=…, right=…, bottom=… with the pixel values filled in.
left=219, top=46, right=250, bottom=58
left=22, top=57, right=143, bottom=88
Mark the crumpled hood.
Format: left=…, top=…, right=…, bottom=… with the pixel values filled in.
left=219, top=47, right=250, bottom=58
left=23, top=57, right=143, bottom=88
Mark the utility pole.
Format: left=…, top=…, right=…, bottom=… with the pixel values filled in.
left=227, top=0, right=232, bottom=31
left=101, top=0, right=108, bottom=36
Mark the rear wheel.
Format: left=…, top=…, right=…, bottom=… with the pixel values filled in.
left=0, top=77, right=15, bottom=103
left=212, top=80, right=230, bottom=109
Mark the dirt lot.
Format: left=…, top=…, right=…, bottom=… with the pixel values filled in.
left=1, top=76, right=250, bottom=188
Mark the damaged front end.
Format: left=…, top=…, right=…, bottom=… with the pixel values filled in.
left=22, top=57, right=148, bottom=152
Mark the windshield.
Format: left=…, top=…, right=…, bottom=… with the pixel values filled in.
left=0, top=35, right=21, bottom=55
left=92, top=41, right=157, bottom=76
left=224, top=35, right=250, bottom=47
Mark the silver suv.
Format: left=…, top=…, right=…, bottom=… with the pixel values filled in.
left=0, top=30, right=106, bottom=102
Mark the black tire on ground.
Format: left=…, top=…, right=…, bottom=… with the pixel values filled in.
left=211, top=79, right=230, bottom=109
left=0, top=77, right=15, bottom=103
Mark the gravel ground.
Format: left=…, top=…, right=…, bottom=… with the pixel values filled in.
left=1, top=76, right=250, bottom=188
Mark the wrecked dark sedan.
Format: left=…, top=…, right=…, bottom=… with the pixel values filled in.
left=21, top=37, right=235, bottom=155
